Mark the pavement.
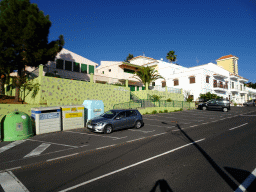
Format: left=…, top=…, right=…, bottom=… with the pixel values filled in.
left=0, top=106, right=256, bottom=173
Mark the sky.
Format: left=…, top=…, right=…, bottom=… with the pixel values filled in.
left=31, top=0, right=256, bottom=82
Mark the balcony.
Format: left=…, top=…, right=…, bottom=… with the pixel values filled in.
left=213, top=73, right=228, bottom=79
left=213, top=83, right=228, bottom=92
left=238, top=78, right=248, bottom=83
left=230, top=87, right=239, bottom=92
left=230, top=74, right=239, bottom=80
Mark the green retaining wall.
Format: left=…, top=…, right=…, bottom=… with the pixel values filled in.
left=132, top=90, right=184, bottom=101
left=40, top=76, right=130, bottom=111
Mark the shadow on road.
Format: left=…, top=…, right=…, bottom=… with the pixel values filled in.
left=173, top=123, right=253, bottom=191
left=150, top=179, right=173, bottom=192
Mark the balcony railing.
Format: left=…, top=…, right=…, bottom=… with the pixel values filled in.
left=213, top=83, right=228, bottom=89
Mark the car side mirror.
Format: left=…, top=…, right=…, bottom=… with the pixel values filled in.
left=116, top=117, right=120, bottom=120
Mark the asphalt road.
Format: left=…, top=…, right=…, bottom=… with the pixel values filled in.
left=1, top=106, right=256, bottom=191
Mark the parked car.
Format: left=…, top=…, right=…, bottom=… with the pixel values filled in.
left=86, top=109, right=144, bottom=134
left=198, top=99, right=230, bottom=112
left=243, top=99, right=256, bottom=107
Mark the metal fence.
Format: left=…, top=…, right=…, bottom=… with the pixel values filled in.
left=150, top=85, right=181, bottom=94
left=113, top=99, right=193, bottom=109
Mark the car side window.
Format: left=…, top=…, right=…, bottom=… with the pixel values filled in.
left=126, top=110, right=137, bottom=117
left=116, top=112, right=126, bottom=119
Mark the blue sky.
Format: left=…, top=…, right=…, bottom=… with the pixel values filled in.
left=31, top=0, right=256, bottom=82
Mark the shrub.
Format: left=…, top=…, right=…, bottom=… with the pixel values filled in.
left=145, top=112, right=149, bottom=114
left=167, top=98, right=172, bottom=102
left=234, top=103, right=237, bottom=106
left=180, top=108, right=183, bottom=111
left=152, top=110, right=157, bottom=114
left=159, top=110, right=163, bottom=113
left=164, top=109, right=168, bottom=113
left=151, top=95, right=162, bottom=101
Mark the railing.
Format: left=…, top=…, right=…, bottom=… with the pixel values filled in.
left=213, top=83, right=228, bottom=89
left=150, top=85, right=181, bottom=94
left=113, top=99, right=194, bottom=109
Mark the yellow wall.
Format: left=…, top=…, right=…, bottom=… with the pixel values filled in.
left=217, top=57, right=238, bottom=75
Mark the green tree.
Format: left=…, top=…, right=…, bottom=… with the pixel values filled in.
left=166, top=50, right=177, bottom=63
left=246, top=82, right=256, bottom=89
left=199, top=92, right=222, bottom=101
left=133, top=66, right=164, bottom=87
left=0, top=0, right=65, bottom=102
left=124, top=54, right=134, bottom=62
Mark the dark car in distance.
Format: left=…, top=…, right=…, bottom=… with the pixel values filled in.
left=86, top=109, right=144, bottom=134
left=243, top=99, right=256, bottom=107
left=198, top=99, right=230, bottom=112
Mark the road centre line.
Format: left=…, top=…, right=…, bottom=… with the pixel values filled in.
left=229, top=123, right=248, bottom=130
left=59, top=138, right=205, bottom=192
left=146, top=124, right=176, bottom=128
left=240, top=115, right=256, bottom=116
left=190, top=125, right=198, bottom=127
left=127, top=138, right=146, bottom=143
left=0, top=171, right=29, bottom=192
left=27, top=139, right=78, bottom=148
left=47, top=153, right=79, bottom=162
left=112, top=136, right=128, bottom=140
left=96, top=144, right=116, bottom=150
left=235, top=167, right=256, bottom=192
left=129, top=129, right=155, bottom=133
left=152, top=132, right=167, bottom=137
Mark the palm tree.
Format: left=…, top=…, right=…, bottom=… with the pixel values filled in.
left=133, top=66, right=164, bottom=87
left=166, top=51, right=177, bottom=63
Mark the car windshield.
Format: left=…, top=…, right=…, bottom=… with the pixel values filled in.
left=100, top=110, right=117, bottom=118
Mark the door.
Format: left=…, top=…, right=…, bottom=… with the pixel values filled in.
left=112, top=112, right=127, bottom=130
left=207, top=100, right=217, bottom=110
left=126, top=110, right=137, bottom=127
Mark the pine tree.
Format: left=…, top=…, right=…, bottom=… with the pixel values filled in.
left=0, top=0, right=65, bottom=101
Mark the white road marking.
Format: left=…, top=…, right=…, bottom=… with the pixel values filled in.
left=240, top=115, right=256, bottom=116
left=0, top=140, right=26, bottom=154
left=47, top=153, right=79, bottom=162
left=229, top=123, right=248, bottom=130
left=235, top=167, right=256, bottom=192
left=96, top=144, right=116, bottom=149
left=190, top=125, right=198, bottom=127
left=152, top=133, right=167, bottom=137
left=202, top=123, right=208, bottom=124
left=126, top=137, right=146, bottom=142
left=23, top=143, right=51, bottom=158
left=0, top=167, right=21, bottom=173
left=146, top=124, right=176, bottom=128
left=27, top=139, right=78, bottom=148
left=112, top=136, right=128, bottom=140
left=64, top=131, right=121, bottom=139
left=129, top=129, right=155, bottom=133
left=0, top=171, right=29, bottom=192
left=59, top=138, right=205, bottom=192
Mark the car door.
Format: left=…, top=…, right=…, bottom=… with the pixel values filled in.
left=126, top=110, right=137, bottom=127
left=207, top=100, right=217, bottom=110
left=112, top=111, right=127, bottom=130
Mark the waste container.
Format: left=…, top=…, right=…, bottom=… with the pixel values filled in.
left=61, top=105, right=84, bottom=130
left=2, top=111, right=33, bottom=141
left=82, top=100, right=104, bottom=123
left=31, top=106, right=61, bottom=135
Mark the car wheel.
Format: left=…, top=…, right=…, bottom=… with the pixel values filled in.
left=202, top=106, right=207, bottom=110
left=134, top=121, right=142, bottom=129
left=104, top=125, right=113, bottom=134
left=223, top=107, right=228, bottom=112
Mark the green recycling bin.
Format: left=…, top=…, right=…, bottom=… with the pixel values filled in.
left=2, top=111, right=34, bottom=141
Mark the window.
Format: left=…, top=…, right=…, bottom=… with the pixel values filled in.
left=219, top=81, right=223, bottom=88
left=116, top=112, right=126, bottom=119
left=232, top=82, right=234, bottom=89
left=102, top=71, right=104, bottom=74
left=206, top=76, right=209, bottom=83
left=188, top=95, right=194, bottom=100
left=213, top=80, right=217, bottom=87
left=174, top=79, right=179, bottom=86
left=109, top=69, right=111, bottom=72
left=81, top=64, right=87, bottom=73
left=126, top=110, right=137, bottom=117
left=56, top=59, right=64, bottom=69
left=152, top=82, right=155, bottom=86
left=189, top=76, right=195, bottom=84
left=65, top=61, right=72, bottom=71
left=89, top=65, right=94, bottom=74
left=162, top=81, right=166, bottom=87
left=124, top=69, right=135, bottom=74
left=73, top=62, right=80, bottom=72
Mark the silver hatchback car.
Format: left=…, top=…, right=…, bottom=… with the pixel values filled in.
left=86, top=109, right=144, bottom=134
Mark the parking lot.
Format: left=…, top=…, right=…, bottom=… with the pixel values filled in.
left=1, top=106, right=256, bottom=171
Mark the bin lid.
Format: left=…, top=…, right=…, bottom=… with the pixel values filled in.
left=82, top=100, right=103, bottom=108
left=31, top=106, right=61, bottom=112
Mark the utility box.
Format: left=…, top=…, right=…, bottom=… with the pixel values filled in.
left=2, top=111, right=33, bottom=141
left=82, top=100, right=104, bottom=123
left=61, top=105, right=84, bottom=130
left=31, top=106, right=61, bottom=135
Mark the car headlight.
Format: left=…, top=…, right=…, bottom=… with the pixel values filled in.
left=96, top=122, right=105, bottom=126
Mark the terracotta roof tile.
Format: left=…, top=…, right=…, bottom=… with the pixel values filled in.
left=217, top=54, right=238, bottom=60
